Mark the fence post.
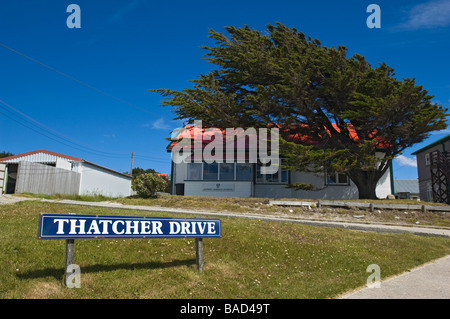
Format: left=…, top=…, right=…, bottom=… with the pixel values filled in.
left=195, top=238, right=204, bottom=273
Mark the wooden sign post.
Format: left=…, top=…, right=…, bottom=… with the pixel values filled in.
left=65, top=238, right=75, bottom=282
left=195, top=238, right=204, bottom=272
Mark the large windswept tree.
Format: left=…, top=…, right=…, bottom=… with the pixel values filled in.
left=152, top=23, right=448, bottom=199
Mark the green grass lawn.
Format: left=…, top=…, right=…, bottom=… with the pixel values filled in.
left=1, top=200, right=449, bottom=299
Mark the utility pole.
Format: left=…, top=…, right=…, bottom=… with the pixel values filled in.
left=130, top=152, right=134, bottom=177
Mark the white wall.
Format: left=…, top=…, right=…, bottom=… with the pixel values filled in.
left=0, top=164, right=6, bottom=195
left=255, top=171, right=360, bottom=200
left=287, top=170, right=390, bottom=200
left=56, top=158, right=72, bottom=171
left=185, top=181, right=252, bottom=197
left=254, top=169, right=391, bottom=200
left=375, top=168, right=392, bottom=199
left=76, top=162, right=131, bottom=197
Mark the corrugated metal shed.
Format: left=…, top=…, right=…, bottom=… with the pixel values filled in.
left=0, top=149, right=132, bottom=197
left=394, top=179, right=419, bottom=194
left=0, top=149, right=82, bottom=164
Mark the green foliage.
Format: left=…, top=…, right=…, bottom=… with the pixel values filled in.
left=131, top=173, right=169, bottom=198
left=0, top=151, right=13, bottom=158
left=131, top=167, right=157, bottom=178
left=286, top=183, right=317, bottom=191
left=151, top=22, right=448, bottom=199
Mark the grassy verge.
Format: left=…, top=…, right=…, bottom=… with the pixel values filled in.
left=117, top=195, right=450, bottom=227
left=14, top=192, right=117, bottom=202
left=1, top=201, right=449, bottom=299
left=10, top=193, right=450, bottom=227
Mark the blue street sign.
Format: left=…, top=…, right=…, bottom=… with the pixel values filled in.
left=38, top=213, right=221, bottom=239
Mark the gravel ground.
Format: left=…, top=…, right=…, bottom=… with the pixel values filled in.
left=0, top=194, right=37, bottom=205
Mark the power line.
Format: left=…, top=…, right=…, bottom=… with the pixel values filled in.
left=0, top=108, right=128, bottom=158
left=0, top=101, right=169, bottom=163
left=0, top=42, right=155, bottom=116
left=0, top=42, right=171, bottom=164
left=0, top=99, right=131, bottom=157
left=0, top=100, right=130, bottom=158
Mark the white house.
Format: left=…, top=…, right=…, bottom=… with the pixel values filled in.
left=0, top=149, right=132, bottom=197
left=168, top=126, right=393, bottom=200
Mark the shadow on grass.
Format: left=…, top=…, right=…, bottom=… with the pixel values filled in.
left=17, top=258, right=196, bottom=281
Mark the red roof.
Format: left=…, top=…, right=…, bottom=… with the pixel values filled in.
left=167, top=124, right=390, bottom=152
left=0, top=149, right=83, bottom=162
left=285, top=123, right=389, bottom=147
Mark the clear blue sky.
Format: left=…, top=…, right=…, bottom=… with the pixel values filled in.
left=1, top=0, right=449, bottom=179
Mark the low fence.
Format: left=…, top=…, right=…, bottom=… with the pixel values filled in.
left=269, top=200, right=450, bottom=213
left=16, top=161, right=80, bottom=195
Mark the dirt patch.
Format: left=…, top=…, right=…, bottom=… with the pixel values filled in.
left=128, top=195, right=450, bottom=227
left=23, top=281, right=62, bottom=299
left=241, top=205, right=450, bottom=228
left=0, top=195, right=38, bottom=205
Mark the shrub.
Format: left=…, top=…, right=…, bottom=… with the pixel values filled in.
left=131, top=173, right=169, bottom=198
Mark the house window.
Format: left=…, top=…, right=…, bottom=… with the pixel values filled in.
left=187, top=163, right=202, bottom=180
left=256, top=161, right=288, bottom=184
left=203, top=162, right=218, bottom=180
left=220, top=163, right=235, bottom=180
left=187, top=162, right=252, bottom=181
left=425, top=153, right=430, bottom=166
left=265, top=169, right=279, bottom=183
left=281, top=170, right=288, bottom=183
left=236, top=163, right=252, bottom=181
left=325, top=170, right=349, bottom=186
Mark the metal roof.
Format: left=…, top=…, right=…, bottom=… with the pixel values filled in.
left=0, top=149, right=82, bottom=163
left=411, top=134, right=450, bottom=155
left=393, top=179, right=419, bottom=194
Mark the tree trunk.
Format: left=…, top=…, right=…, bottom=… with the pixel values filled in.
left=348, top=170, right=380, bottom=200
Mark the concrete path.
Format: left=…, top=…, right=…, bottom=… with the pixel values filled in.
left=0, top=194, right=38, bottom=205
left=340, top=254, right=450, bottom=299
